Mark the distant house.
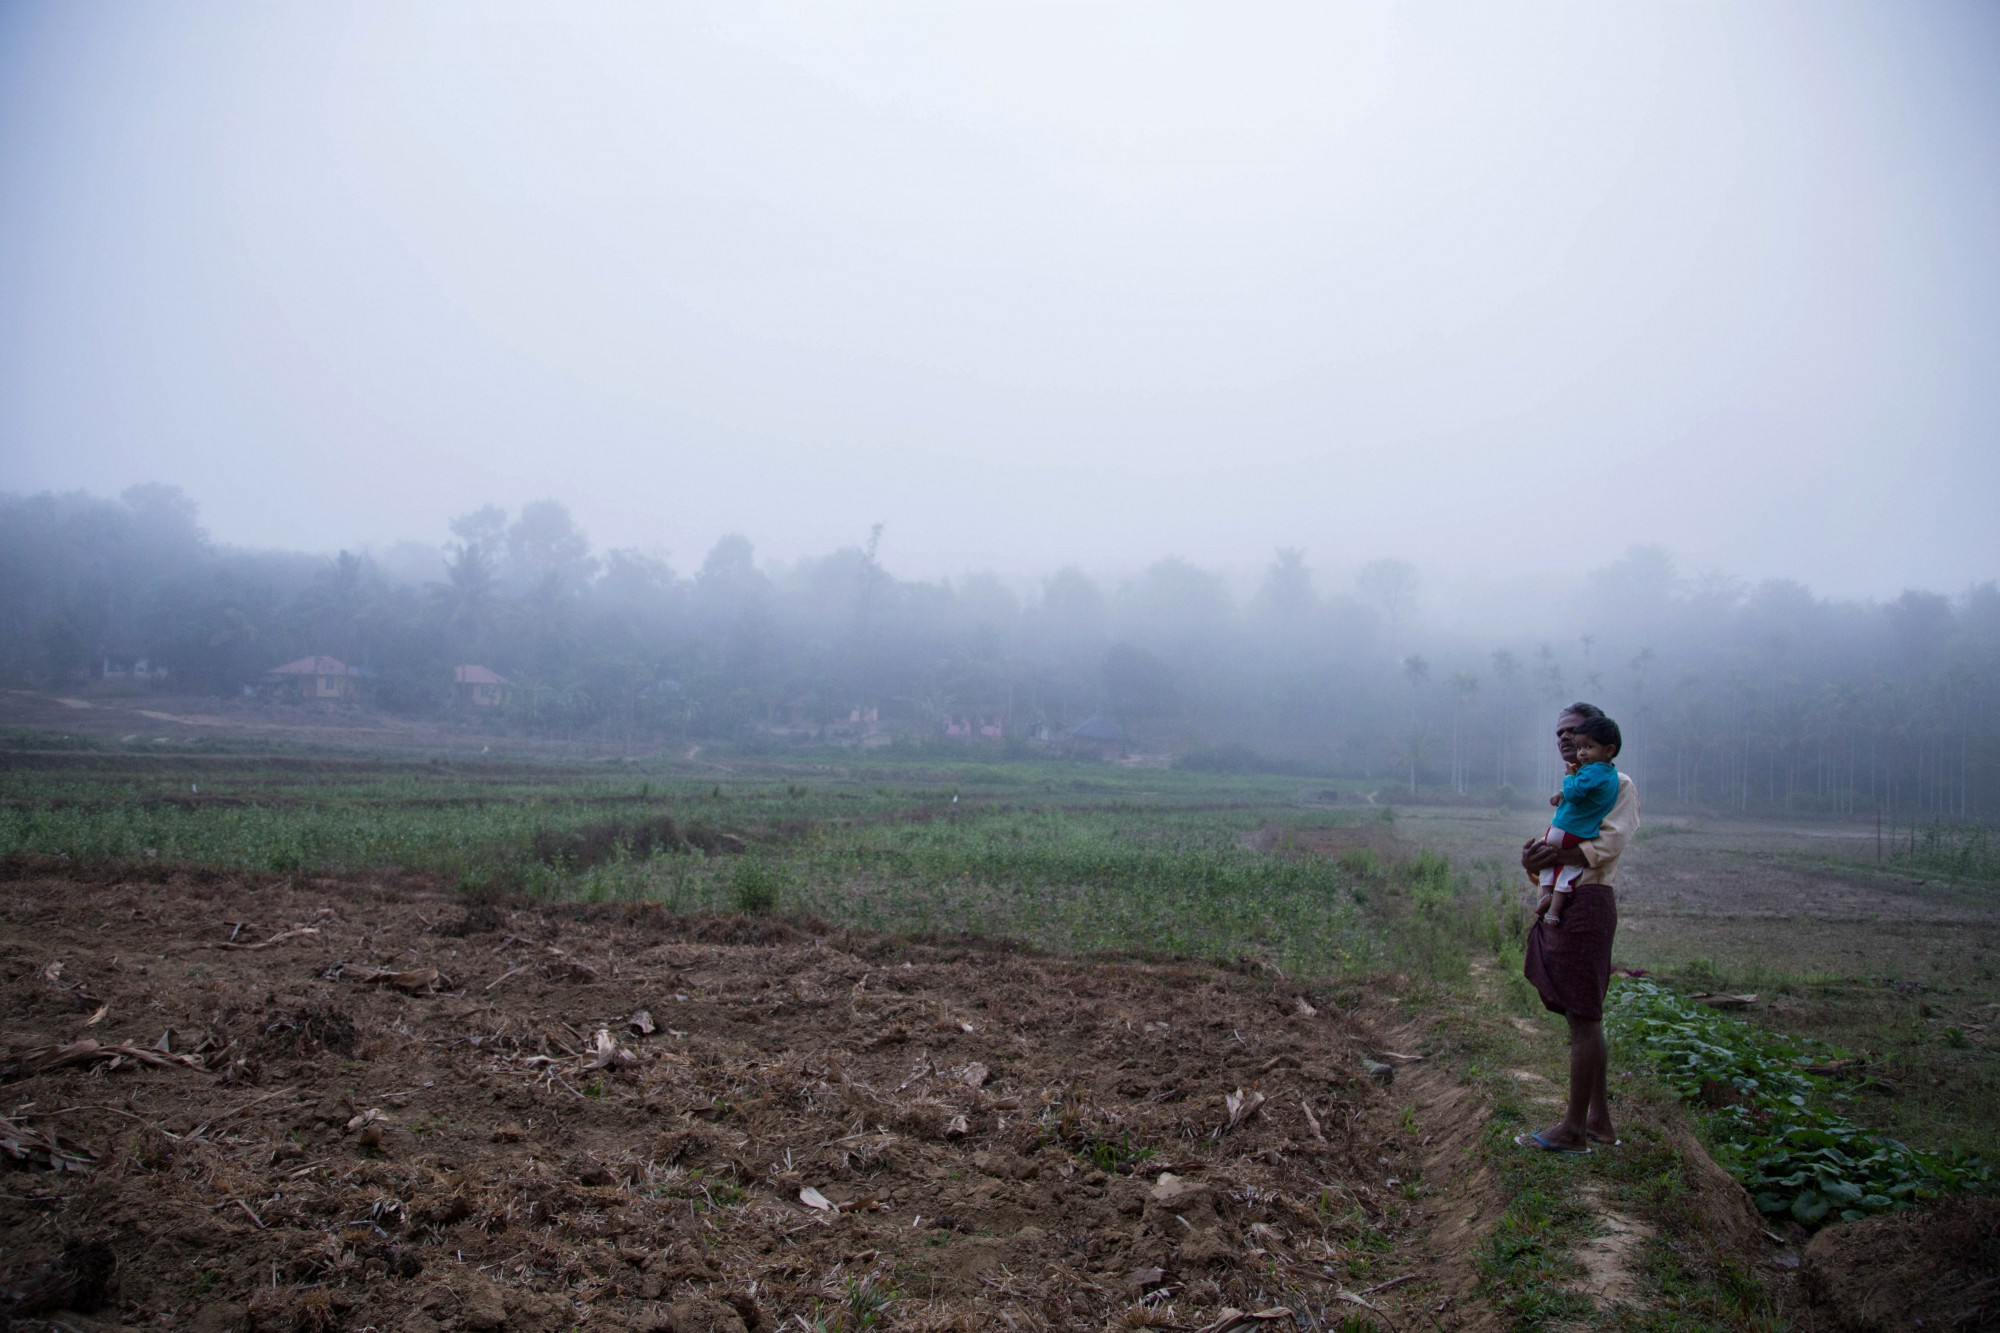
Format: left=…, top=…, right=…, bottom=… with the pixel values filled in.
left=90, top=656, right=167, bottom=695
left=266, top=655, right=357, bottom=701
left=775, top=697, right=878, bottom=738
left=943, top=714, right=1004, bottom=741
left=454, top=665, right=508, bottom=707
left=1066, top=714, right=1127, bottom=758
left=100, top=656, right=165, bottom=681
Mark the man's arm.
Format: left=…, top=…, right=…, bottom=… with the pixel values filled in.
left=1522, top=838, right=1587, bottom=872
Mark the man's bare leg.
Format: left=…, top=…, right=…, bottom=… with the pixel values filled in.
left=1582, top=1018, right=1617, bottom=1144
left=1533, top=1017, right=1610, bottom=1150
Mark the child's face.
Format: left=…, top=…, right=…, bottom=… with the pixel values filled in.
left=1573, top=735, right=1614, bottom=766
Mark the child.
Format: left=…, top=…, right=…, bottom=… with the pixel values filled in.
left=1538, top=715, right=1620, bottom=926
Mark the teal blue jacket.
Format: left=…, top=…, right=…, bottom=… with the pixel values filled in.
left=1552, top=762, right=1618, bottom=839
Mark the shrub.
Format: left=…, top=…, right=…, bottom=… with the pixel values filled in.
left=730, top=859, right=782, bottom=915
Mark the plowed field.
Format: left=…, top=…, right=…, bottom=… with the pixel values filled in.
left=2, top=866, right=1454, bottom=1333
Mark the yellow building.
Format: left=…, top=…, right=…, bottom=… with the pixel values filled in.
left=265, top=656, right=356, bottom=701
left=454, top=665, right=508, bottom=707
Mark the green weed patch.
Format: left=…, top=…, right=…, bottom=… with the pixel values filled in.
left=1891, top=820, right=2000, bottom=881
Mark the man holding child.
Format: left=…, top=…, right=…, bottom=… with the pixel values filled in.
left=1517, top=702, right=1640, bottom=1154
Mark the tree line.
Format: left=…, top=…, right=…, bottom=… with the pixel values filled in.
left=3, top=487, right=1994, bottom=820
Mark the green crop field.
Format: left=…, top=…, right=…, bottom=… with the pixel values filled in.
left=0, top=754, right=1490, bottom=986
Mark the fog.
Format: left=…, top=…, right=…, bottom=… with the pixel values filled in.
left=3, top=5, right=1998, bottom=812
left=3, top=2, right=1997, bottom=600
left=4, top=485, right=1996, bottom=824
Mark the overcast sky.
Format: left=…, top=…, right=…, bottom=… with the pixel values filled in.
left=3, top=1, right=1996, bottom=599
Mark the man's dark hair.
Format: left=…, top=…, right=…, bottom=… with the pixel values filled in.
left=1575, top=715, right=1621, bottom=756
left=1563, top=702, right=1606, bottom=721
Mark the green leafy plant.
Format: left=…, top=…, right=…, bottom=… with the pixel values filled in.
left=1077, top=1129, right=1158, bottom=1175
left=841, top=1274, right=894, bottom=1329
left=1606, top=978, right=1994, bottom=1227
left=809, top=1273, right=896, bottom=1332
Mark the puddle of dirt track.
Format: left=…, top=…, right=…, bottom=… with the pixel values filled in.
left=0, top=868, right=1496, bottom=1332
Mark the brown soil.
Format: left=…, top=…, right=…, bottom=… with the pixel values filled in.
left=1569, top=1190, right=1651, bottom=1309
left=0, top=869, right=1455, bottom=1332
left=1259, top=825, right=1407, bottom=863
left=1391, top=1050, right=1503, bottom=1326
left=1650, top=1115, right=1769, bottom=1262
left=1800, top=1195, right=2000, bottom=1332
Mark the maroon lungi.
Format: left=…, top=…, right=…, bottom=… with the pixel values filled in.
left=1522, top=884, right=1617, bottom=1021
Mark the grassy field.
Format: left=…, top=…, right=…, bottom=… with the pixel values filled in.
left=1, top=754, right=1308, bottom=867
left=0, top=754, right=1481, bottom=984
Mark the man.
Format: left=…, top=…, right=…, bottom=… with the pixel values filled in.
left=1517, top=702, right=1639, bottom=1153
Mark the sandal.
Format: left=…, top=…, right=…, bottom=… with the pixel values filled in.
left=1515, top=1130, right=1591, bottom=1155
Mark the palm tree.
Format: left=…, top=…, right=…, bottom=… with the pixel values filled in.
left=1450, top=671, right=1480, bottom=794
left=1627, top=647, right=1656, bottom=782
left=1402, top=655, right=1430, bottom=793
left=436, top=540, right=498, bottom=652
left=1491, top=649, right=1521, bottom=789
left=1535, top=644, right=1566, bottom=791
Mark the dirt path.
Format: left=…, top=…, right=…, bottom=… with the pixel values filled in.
left=1, top=867, right=1473, bottom=1332
left=0, top=692, right=629, bottom=759
left=1449, top=960, right=1657, bottom=1323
